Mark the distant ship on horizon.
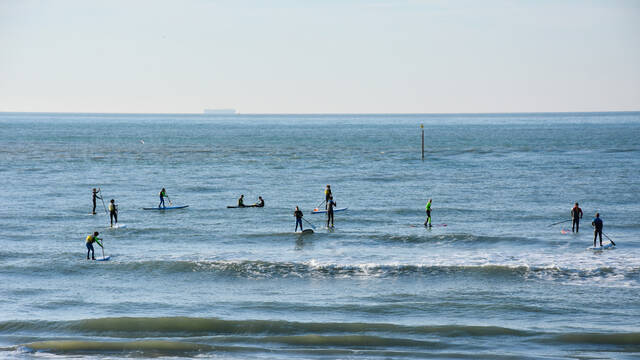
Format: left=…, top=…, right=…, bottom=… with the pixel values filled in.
left=204, top=109, right=237, bottom=114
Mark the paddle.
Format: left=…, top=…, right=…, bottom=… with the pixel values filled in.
left=302, top=217, right=316, bottom=230
left=548, top=219, right=571, bottom=227
left=316, top=200, right=326, bottom=209
left=99, top=189, right=108, bottom=214
left=603, top=233, right=616, bottom=246
left=167, top=195, right=173, bottom=206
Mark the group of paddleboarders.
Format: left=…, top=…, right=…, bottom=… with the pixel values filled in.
left=92, top=188, right=119, bottom=228
left=236, top=194, right=264, bottom=208
left=567, top=202, right=606, bottom=247
left=86, top=186, right=614, bottom=259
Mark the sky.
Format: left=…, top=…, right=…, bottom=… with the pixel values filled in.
left=0, top=0, right=639, bottom=114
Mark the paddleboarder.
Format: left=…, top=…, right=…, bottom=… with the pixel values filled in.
left=238, top=194, right=245, bottom=207
left=327, top=196, right=336, bottom=228
left=571, top=202, right=583, bottom=233
left=424, top=198, right=432, bottom=227
left=92, top=188, right=102, bottom=215
left=592, top=213, right=603, bottom=247
left=85, top=231, right=103, bottom=260
left=159, top=188, right=167, bottom=208
left=108, top=199, right=118, bottom=227
left=294, top=206, right=304, bottom=232
left=254, top=196, right=264, bottom=207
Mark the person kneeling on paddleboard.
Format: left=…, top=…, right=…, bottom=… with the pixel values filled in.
left=108, top=199, right=118, bottom=227
left=159, top=188, right=167, bottom=208
left=294, top=206, right=304, bottom=232
left=254, top=196, right=264, bottom=207
left=238, top=194, right=245, bottom=207
left=592, top=213, right=603, bottom=247
left=85, top=231, right=103, bottom=260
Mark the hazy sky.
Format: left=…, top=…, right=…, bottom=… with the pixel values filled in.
left=1, top=0, right=639, bottom=113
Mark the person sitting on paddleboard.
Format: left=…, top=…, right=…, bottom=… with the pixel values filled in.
left=571, top=202, right=583, bottom=233
left=254, top=196, right=264, bottom=207
left=294, top=206, right=304, bottom=232
left=424, top=198, right=432, bottom=227
left=324, top=185, right=332, bottom=209
left=92, top=188, right=102, bottom=215
left=592, top=213, right=603, bottom=247
left=327, top=196, right=336, bottom=228
left=238, top=194, right=245, bottom=207
left=108, top=199, right=118, bottom=227
left=159, top=188, right=167, bottom=208
left=85, top=231, right=103, bottom=260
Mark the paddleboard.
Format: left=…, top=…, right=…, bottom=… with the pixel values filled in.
left=108, top=224, right=127, bottom=229
left=411, top=223, right=447, bottom=227
left=95, top=256, right=111, bottom=261
left=142, top=205, right=189, bottom=210
left=301, top=229, right=314, bottom=234
left=227, top=205, right=262, bottom=208
left=312, top=207, right=348, bottom=214
left=588, top=242, right=615, bottom=251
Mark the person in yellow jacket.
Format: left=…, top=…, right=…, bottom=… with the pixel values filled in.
left=85, top=231, right=103, bottom=260
left=108, top=199, right=118, bottom=227
left=324, top=185, right=332, bottom=209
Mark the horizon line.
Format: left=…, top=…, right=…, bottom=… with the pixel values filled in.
left=1, top=110, right=639, bottom=116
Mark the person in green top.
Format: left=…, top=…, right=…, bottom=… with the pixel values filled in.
left=159, top=188, right=167, bottom=208
left=85, top=231, right=103, bottom=260
left=424, top=198, right=432, bottom=227
left=238, top=194, right=245, bottom=207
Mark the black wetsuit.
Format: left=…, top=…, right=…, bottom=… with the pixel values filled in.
left=109, top=204, right=118, bottom=226
left=592, top=217, right=603, bottom=247
left=294, top=210, right=303, bottom=231
left=571, top=206, right=583, bottom=232
left=327, top=200, right=336, bottom=227
left=92, top=191, right=102, bottom=214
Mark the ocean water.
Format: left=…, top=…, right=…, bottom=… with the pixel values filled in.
left=0, top=112, right=639, bottom=359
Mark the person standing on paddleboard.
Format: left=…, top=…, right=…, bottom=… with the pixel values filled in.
left=294, top=206, right=304, bottom=232
left=424, top=199, right=432, bottom=227
left=592, top=213, right=603, bottom=247
left=159, top=188, right=167, bottom=208
left=571, top=202, right=583, bottom=233
left=85, top=231, right=103, bottom=260
left=327, top=196, right=336, bottom=228
left=92, top=188, right=102, bottom=215
left=108, top=199, right=118, bottom=227
left=324, top=185, right=332, bottom=209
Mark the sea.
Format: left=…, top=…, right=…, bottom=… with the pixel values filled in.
left=0, top=112, right=639, bottom=359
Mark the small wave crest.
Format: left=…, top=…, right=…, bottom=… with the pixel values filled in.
left=2, top=317, right=529, bottom=338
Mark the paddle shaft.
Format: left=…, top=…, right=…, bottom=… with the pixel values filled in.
left=603, top=233, right=616, bottom=246
left=548, top=219, right=571, bottom=227
left=302, top=217, right=316, bottom=230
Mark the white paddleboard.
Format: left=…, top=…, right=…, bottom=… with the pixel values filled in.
left=109, top=224, right=127, bottom=229
left=587, top=242, right=615, bottom=251
left=95, top=256, right=111, bottom=261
